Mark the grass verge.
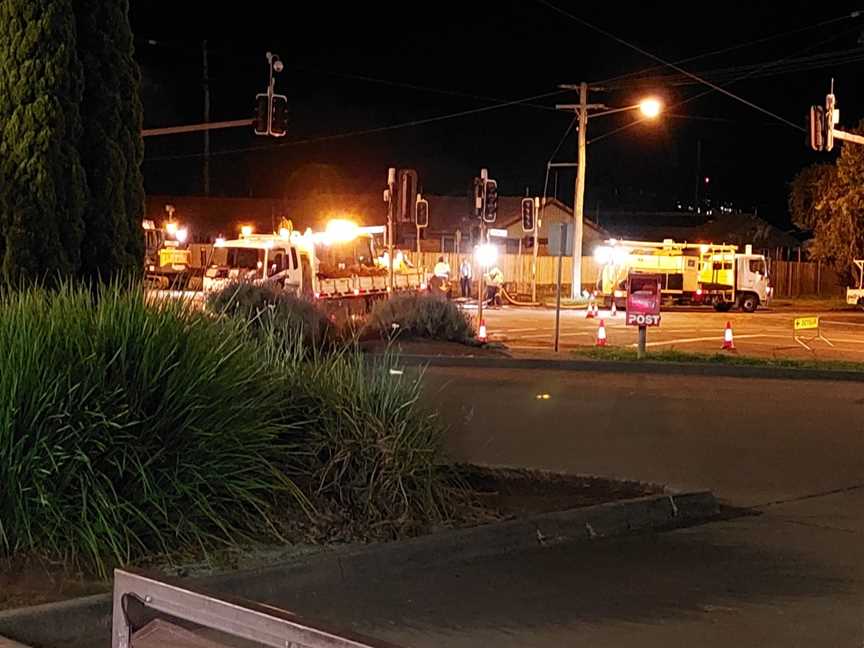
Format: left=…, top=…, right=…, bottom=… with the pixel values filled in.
left=571, top=346, right=864, bottom=372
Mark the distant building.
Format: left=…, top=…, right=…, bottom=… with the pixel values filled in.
left=145, top=194, right=606, bottom=255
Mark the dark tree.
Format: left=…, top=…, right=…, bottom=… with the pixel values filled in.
left=75, top=0, right=145, bottom=279
left=0, top=0, right=88, bottom=282
left=790, top=121, right=864, bottom=280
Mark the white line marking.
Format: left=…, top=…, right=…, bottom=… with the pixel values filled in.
left=821, top=320, right=864, bottom=328
left=635, top=334, right=769, bottom=348
left=497, top=327, right=542, bottom=333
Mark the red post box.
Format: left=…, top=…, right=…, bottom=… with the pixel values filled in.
left=626, top=272, right=662, bottom=328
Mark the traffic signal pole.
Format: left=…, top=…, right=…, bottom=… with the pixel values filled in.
left=532, top=197, right=540, bottom=303
left=810, top=84, right=864, bottom=151
left=386, top=168, right=396, bottom=292
left=477, top=170, right=488, bottom=328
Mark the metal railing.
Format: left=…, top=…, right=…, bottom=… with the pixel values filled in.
left=112, top=568, right=401, bottom=648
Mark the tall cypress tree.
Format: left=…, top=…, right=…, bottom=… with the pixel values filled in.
left=75, top=0, right=144, bottom=279
left=0, top=0, right=88, bottom=282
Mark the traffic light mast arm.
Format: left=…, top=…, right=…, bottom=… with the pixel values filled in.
left=834, top=129, right=864, bottom=146
left=142, top=119, right=253, bottom=137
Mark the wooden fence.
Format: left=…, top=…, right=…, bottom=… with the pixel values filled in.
left=411, top=251, right=844, bottom=298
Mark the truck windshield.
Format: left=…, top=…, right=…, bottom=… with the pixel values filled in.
left=316, top=238, right=375, bottom=270
left=749, top=259, right=767, bottom=275
left=227, top=248, right=263, bottom=269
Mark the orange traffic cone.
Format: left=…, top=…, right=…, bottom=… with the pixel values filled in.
left=478, top=319, right=487, bottom=343
left=721, top=321, right=735, bottom=350
left=610, top=300, right=617, bottom=317
left=585, top=300, right=595, bottom=319
left=593, top=302, right=600, bottom=318
left=596, top=319, right=607, bottom=347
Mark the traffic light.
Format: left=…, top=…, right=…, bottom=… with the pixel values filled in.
left=825, top=93, right=836, bottom=152
left=483, top=179, right=498, bottom=223
left=473, top=178, right=484, bottom=219
left=254, top=94, right=269, bottom=136
left=521, top=197, right=536, bottom=232
left=415, top=198, right=430, bottom=228
left=270, top=94, right=289, bottom=137
left=809, top=105, right=825, bottom=152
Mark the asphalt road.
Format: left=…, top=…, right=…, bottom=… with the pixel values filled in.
left=196, top=366, right=864, bottom=648
left=201, top=367, right=863, bottom=648
left=53, top=366, right=864, bottom=648
left=476, top=304, right=864, bottom=361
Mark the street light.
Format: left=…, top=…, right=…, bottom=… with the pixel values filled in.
left=475, top=243, right=498, bottom=268
left=639, top=97, right=663, bottom=118
left=556, top=83, right=665, bottom=299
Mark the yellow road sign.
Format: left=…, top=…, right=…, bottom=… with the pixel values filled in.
left=793, top=316, right=819, bottom=331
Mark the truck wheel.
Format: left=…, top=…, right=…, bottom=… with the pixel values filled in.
left=713, top=302, right=732, bottom=312
left=739, top=293, right=759, bottom=313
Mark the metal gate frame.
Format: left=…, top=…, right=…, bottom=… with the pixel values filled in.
left=111, top=568, right=401, bottom=648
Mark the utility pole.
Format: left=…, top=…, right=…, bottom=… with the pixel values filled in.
left=202, top=40, right=210, bottom=196
left=573, top=81, right=587, bottom=300
left=694, top=139, right=702, bottom=210
left=557, top=83, right=605, bottom=299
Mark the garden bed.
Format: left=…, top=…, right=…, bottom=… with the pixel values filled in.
left=0, top=467, right=660, bottom=612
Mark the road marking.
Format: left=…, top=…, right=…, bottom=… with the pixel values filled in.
left=635, top=334, right=770, bottom=348
left=497, top=327, right=543, bottom=333
left=821, top=320, right=864, bottom=328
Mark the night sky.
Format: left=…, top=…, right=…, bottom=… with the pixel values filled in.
left=131, top=1, right=864, bottom=226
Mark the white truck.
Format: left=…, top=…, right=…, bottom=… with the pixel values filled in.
left=846, top=260, right=864, bottom=308
left=202, top=221, right=424, bottom=310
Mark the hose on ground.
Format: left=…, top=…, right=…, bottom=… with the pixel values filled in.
left=499, top=286, right=541, bottom=307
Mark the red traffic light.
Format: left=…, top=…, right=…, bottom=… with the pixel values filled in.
left=521, top=197, right=535, bottom=232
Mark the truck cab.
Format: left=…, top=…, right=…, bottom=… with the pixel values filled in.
left=203, top=235, right=307, bottom=295
left=734, top=253, right=771, bottom=312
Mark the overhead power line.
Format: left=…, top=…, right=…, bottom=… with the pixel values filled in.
left=593, top=10, right=860, bottom=87
left=586, top=21, right=864, bottom=146
left=535, top=0, right=808, bottom=131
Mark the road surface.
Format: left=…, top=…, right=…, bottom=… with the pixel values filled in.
left=213, top=367, right=864, bottom=648
left=218, top=367, right=864, bottom=648
left=476, top=304, right=864, bottom=361
left=57, top=366, right=864, bottom=647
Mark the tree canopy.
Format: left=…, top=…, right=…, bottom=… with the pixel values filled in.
left=0, top=0, right=144, bottom=283
left=790, top=120, right=864, bottom=279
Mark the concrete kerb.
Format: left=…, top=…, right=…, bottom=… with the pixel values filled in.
left=0, top=490, right=719, bottom=648
left=392, top=353, right=864, bottom=382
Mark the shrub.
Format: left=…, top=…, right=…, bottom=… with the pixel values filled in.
left=0, top=282, right=464, bottom=574
left=364, top=293, right=474, bottom=342
left=206, top=282, right=333, bottom=346
left=259, top=327, right=461, bottom=540
left=0, top=282, right=305, bottom=576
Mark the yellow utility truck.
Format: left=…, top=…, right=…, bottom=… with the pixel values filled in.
left=594, top=238, right=771, bottom=312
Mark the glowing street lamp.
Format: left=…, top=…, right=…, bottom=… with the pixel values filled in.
left=474, top=243, right=498, bottom=268
left=639, top=97, right=663, bottom=119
